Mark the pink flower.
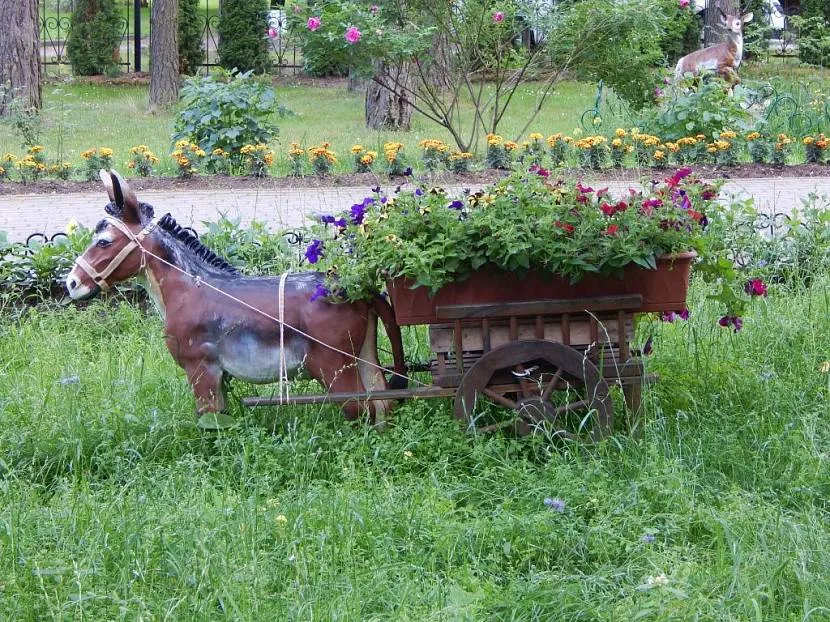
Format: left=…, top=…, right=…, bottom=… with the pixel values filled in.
left=744, top=278, right=768, bottom=297
left=679, top=0, right=690, bottom=7
left=267, top=27, right=278, bottom=39
left=654, top=87, right=664, bottom=99
left=492, top=11, right=505, bottom=23
left=307, top=16, right=322, bottom=31
left=370, top=4, right=380, bottom=14
left=344, top=26, right=361, bottom=44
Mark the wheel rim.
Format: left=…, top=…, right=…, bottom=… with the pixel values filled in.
left=453, top=340, right=613, bottom=440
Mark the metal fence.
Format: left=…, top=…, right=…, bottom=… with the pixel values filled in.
left=39, top=0, right=301, bottom=76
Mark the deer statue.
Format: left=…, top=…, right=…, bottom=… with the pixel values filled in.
left=674, top=8, right=753, bottom=85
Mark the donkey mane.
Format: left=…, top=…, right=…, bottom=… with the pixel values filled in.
left=105, top=200, right=239, bottom=276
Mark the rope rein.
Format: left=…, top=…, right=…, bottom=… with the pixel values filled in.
left=73, top=221, right=421, bottom=387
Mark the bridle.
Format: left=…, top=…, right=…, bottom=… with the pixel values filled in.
left=73, top=216, right=159, bottom=292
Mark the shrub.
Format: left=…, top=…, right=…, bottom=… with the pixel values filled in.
left=67, top=0, right=123, bottom=76
left=485, top=134, right=511, bottom=169
left=49, top=161, right=73, bottom=180
left=350, top=145, right=376, bottom=173
left=791, top=16, right=830, bottom=67
left=172, top=71, right=279, bottom=173
left=79, top=147, right=114, bottom=181
left=240, top=143, right=274, bottom=177
left=171, top=140, right=205, bottom=177
left=308, top=143, right=337, bottom=176
left=217, top=0, right=270, bottom=74
left=127, top=145, right=158, bottom=177
left=15, top=146, right=48, bottom=182
left=288, top=143, right=306, bottom=176
left=179, top=0, right=205, bottom=75
left=383, top=142, right=409, bottom=176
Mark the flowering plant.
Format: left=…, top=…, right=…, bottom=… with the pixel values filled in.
left=304, top=166, right=719, bottom=304
left=80, top=147, right=114, bottom=181
left=127, top=145, right=159, bottom=177
left=171, top=140, right=205, bottom=178
left=308, top=143, right=337, bottom=176
left=240, top=143, right=274, bottom=177
left=351, top=145, right=376, bottom=173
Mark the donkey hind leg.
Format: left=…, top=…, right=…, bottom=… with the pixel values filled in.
left=357, top=312, right=391, bottom=428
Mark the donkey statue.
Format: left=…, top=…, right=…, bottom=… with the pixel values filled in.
left=66, top=170, right=407, bottom=425
left=674, top=8, right=753, bottom=86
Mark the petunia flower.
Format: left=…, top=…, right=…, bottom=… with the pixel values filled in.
left=744, top=278, right=768, bottom=297
left=310, top=282, right=330, bottom=302
left=718, top=315, right=743, bottom=332
left=448, top=200, right=464, bottom=210
left=304, top=239, right=324, bottom=264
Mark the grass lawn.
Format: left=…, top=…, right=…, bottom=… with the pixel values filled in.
left=0, top=79, right=598, bottom=177
left=1, top=278, right=829, bottom=618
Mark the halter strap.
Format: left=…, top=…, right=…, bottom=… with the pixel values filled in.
left=73, top=216, right=159, bottom=292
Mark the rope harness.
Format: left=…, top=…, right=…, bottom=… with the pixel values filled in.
left=72, top=217, right=159, bottom=292
left=278, top=272, right=290, bottom=401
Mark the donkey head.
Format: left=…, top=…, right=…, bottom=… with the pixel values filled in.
left=66, top=170, right=156, bottom=300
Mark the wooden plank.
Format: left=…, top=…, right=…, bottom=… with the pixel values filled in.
left=435, top=295, right=644, bottom=320
left=243, top=385, right=456, bottom=407
left=428, top=317, right=634, bottom=353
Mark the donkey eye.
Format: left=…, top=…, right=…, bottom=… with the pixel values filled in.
left=96, top=239, right=111, bottom=248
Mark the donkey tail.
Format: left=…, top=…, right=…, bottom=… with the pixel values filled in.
left=371, top=294, right=408, bottom=389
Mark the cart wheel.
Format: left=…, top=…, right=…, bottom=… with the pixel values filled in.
left=453, top=340, right=613, bottom=440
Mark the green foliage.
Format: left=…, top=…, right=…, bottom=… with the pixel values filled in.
left=644, top=77, right=752, bottom=141
left=172, top=71, right=279, bottom=173
left=178, top=0, right=205, bottom=76
left=66, top=0, right=123, bottom=76
left=307, top=168, right=718, bottom=301
left=653, top=0, right=702, bottom=62
left=791, top=16, right=830, bottom=68
left=217, top=0, right=270, bottom=74
left=199, top=215, right=300, bottom=274
left=801, top=0, right=830, bottom=21
left=550, top=0, right=667, bottom=110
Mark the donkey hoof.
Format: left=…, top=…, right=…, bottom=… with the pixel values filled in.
left=197, top=412, right=237, bottom=430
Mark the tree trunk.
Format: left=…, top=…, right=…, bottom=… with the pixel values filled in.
left=149, top=0, right=180, bottom=109
left=704, top=0, right=740, bottom=46
left=365, top=61, right=414, bottom=131
left=0, top=0, right=41, bottom=116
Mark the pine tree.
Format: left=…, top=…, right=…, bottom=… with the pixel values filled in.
left=67, top=0, right=123, bottom=76
left=217, top=0, right=270, bottom=74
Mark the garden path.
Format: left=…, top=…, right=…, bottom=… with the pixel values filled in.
left=2, top=176, right=829, bottom=242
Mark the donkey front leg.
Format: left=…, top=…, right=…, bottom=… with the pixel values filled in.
left=182, top=358, right=227, bottom=415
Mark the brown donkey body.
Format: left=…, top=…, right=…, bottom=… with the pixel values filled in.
left=66, top=171, right=406, bottom=422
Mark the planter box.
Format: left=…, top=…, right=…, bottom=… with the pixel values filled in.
left=387, top=252, right=696, bottom=325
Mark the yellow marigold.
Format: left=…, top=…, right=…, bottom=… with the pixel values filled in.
left=666, top=142, right=679, bottom=152
left=696, top=134, right=706, bottom=141
left=80, top=149, right=96, bottom=160
left=643, top=136, right=660, bottom=147
left=351, top=145, right=364, bottom=154
left=127, top=161, right=136, bottom=169
left=563, top=136, right=573, bottom=143
left=99, top=148, right=113, bottom=158
left=264, top=154, right=274, bottom=166
left=175, top=139, right=189, bottom=148
left=450, top=151, right=473, bottom=160
left=625, top=145, right=634, bottom=153
left=28, top=145, right=44, bottom=154
left=777, top=133, right=789, bottom=141
left=615, top=128, right=627, bottom=138
left=360, top=154, right=375, bottom=165
left=803, top=136, right=815, bottom=145
left=719, top=130, right=737, bottom=140
left=653, top=150, right=665, bottom=160
left=504, top=141, right=518, bottom=151
left=745, top=132, right=761, bottom=141
left=2, top=153, right=16, bottom=162
left=486, top=133, right=503, bottom=146
left=715, top=140, right=731, bottom=151
left=546, top=133, right=562, bottom=146
left=0, top=166, right=5, bottom=175
left=529, top=132, right=543, bottom=141
left=707, top=145, right=717, bottom=154
left=611, top=138, right=623, bottom=148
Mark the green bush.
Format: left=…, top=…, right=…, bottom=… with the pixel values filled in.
left=179, top=0, right=205, bottom=75
left=66, top=0, right=123, bottom=76
left=172, top=70, right=279, bottom=173
left=792, top=16, right=830, bottom=68
left=217, top=0, right=270, bottom=74
left=801, top=0, right=830, bottom=21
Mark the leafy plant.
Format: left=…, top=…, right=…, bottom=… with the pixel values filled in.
left=305, top=166, right=718, bottom=303
left=217, top=0, right=271, bottom=74
left=79, top=147, right=114, bottom=181
left=66, top=0, right=123, bottom=76
left=198, top=215, right=300, bottom=275
left=791, top=16, right=830, bottom=68
left=172, top=71, right=279, bottom=173
left=179, top=0, right=205, bottom=75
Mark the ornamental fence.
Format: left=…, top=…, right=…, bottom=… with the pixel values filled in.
left=39, top=0, right=301, bottom=76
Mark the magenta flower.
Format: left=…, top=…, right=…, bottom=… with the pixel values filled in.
left=345, top=26, right=362, bottom=44
left=654, top=87, right=664, bottom=99
left=307, top=16, right=321, bottom=31
left=744, top=278, right=768, bottom=297
left=492, top=11, right=505, bottom=23
left=370, top=4, right=380, bottom=14
left=718, top=315, right=743, bottom=332
left=267, top=27, right=278, bottom=39
left=679, top=0, right=690, bottom=7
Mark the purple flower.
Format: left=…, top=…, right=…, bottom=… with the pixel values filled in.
left=344, top=26, right=362, bottom=44
left=304, top=239, right=324, bottom=264
left=661, top=311, right=677, bottom=322
left=678, top=308, right=690, bottom=320
left=369, top=4, right=380, bottom=14
left=642, top=533, right=656, bottom=544
left=415, top=188, right=423, bottom=197
left=371, top=185, right=381, bottom=193
left=380, top=197, right=387, bottom=204
left=544, top=497, right=566, bottom=513
left=718, top=315, right=743, bottom=332
left=654, top=87, right=664, bottom=99
left=403, top=167, right=413, bottom=176
left=320, top=214, right=335, bottom=224
left=667, top=167, right=694, bottom=187
left=744, top=278, right=768, bottom=297
left=310, top=282, right=330, bottom=302
left=333, top=217, right=348, bottom=228
left=448, top=200, right=464, bottom=210
left=350, top=203, right=367, bottom=225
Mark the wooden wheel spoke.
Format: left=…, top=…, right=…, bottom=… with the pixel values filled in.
left=482, top=387, right=518, bottom=409
left=475, top=419, right=520, bottom=434
left=541, top=367, right=563, bottom=401
left=553, top=399, right=590, bottom=417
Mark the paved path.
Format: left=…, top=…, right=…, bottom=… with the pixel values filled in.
left=1, top=176, right=829, bottom=242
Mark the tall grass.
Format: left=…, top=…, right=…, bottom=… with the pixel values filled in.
left=1, top=279, right=830, bottom=619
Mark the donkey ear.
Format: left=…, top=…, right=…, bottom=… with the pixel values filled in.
left=109, top=170, right=141, bottom=224
left=100, top=169, right=115, bottom=202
